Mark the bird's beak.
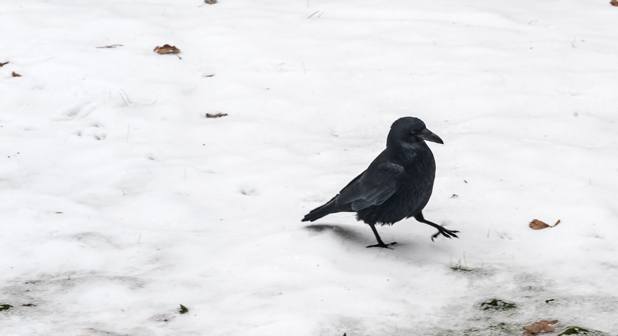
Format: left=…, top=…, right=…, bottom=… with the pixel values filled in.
left=419, top=128, right=444, bottom=144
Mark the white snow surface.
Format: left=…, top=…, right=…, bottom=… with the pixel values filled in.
left=2, top=0, right=618, bottom=335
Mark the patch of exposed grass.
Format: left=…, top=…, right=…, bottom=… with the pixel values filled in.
left=479, top=298, right=517, bottom=311
left=0, top=304, right=13, bottom=311
left=450, top=263, right=474, bottom=273
left=178, top=304, right=189, bottom=314
left=557, top=326, right=610, bottom=335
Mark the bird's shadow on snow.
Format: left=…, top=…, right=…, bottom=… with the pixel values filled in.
left=303, top=223, right=413, bottom=249
left=303, top=223, right=367, bottom=243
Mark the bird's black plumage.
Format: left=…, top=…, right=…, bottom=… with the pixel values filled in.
left=302, top=117, right=459, bottom=248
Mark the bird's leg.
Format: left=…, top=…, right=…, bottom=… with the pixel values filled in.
left=414, top=212, right=459, bottom=241
left=366, top=223, right=397, bottom=248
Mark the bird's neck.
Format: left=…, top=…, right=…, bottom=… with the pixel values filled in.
left=388, top=141, right=431, bottom=164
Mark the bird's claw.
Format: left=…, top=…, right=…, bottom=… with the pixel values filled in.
left=366, top=242, right=398, bottom=249
left=431, top=227, right=459, bottom=241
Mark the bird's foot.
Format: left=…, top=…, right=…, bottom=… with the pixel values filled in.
left=431, top=227, right=459, bottom=241
left=366, top=241, right=398, bottom=249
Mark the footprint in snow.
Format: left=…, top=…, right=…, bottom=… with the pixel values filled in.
left=239, top=186, right=258, bottom=196
left=56, top=102, right=97, bottom=121
left=76, top=122, right=107, bottom=141
left=80, top=328, right=129, bottom=336
left=69, top=232, right=120, bottom=249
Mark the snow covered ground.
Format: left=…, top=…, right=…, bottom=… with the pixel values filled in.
left=2, top=0, right=618, bottom=335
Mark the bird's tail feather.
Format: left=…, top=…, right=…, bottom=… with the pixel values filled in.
left=302, top=196, right=338, bottom=222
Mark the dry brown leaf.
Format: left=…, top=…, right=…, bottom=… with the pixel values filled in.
left=523, top=320, right=559, bottom=335
left=11, top=71, right=22, bottom=77
left=206, top=112, right=228, bottom=118
left=611, top=0, right=618, bottom=6
left=0, top=61, right=9, bottom=68
left=529, top=219, right=550, bottom=230
left=154, top=44, right=181, bottom=55
left=529, top=219, right=560, bottom=230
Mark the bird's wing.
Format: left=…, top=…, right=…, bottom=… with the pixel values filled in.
left=337, top=162, right=404, bottom=211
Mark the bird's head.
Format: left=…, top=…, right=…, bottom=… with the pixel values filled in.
left=387, top=117, right=444, bottom=148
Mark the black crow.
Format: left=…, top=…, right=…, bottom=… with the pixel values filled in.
left=302, top=117, right=458, bottom=248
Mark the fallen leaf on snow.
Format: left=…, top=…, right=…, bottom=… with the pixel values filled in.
left=154, top=44, right=181, bottom=55
left=206, top=112, right=228, bottom=118
left=523, top=320, right=559, bottom=335
left=611, top=0, right=618, bottom=7
left=0, top=61, right=8, bottom=68
left=11, top=71, right=22, bottom=77
left=529, top=219, right=560, bottom=230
